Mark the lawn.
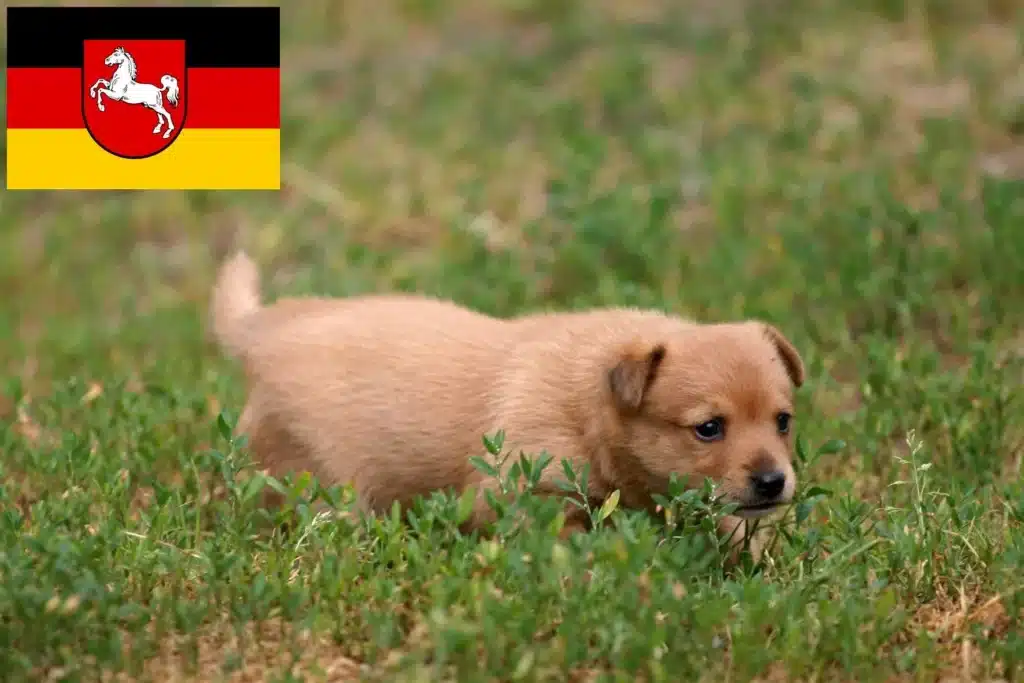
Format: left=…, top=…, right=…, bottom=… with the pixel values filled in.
left=2, top=0, right=1023, bottom=681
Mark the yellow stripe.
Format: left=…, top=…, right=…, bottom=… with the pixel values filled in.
left=6, top=128, right=280, bottom=190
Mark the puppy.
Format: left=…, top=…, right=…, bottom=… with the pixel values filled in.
left=211, top=252, right=805, bottom=558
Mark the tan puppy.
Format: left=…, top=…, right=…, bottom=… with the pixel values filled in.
left=211, top=252, right=805, bottom=557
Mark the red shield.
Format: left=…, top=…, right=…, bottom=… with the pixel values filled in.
left=82, top=39, right=187, bottom=159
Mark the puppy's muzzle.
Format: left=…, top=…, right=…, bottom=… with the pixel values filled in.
left=736, top=468, right=790, bottom=517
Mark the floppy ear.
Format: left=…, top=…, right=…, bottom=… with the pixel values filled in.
left=609, top=342, right=666, bottom=413
left=762, top=324, right=805, bottom=388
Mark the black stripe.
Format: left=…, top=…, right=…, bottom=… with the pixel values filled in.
left=6, top=6, right=280, bottom=68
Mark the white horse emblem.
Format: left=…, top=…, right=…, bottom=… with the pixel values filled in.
left=88, top=47, right=180, bottom=139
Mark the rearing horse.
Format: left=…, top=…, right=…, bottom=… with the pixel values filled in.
left=88, top=47, right=180, bottom=139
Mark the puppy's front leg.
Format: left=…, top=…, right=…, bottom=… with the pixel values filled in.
left=464, top=479, right=591, bottom=540
left=557, top=513, right=589, bottom=539
left=718, top=514, right=774, bottom=565
left=462, top=480, right=500, bottom=534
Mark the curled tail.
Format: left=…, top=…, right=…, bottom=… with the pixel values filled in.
left=161, top=75, right=179, bottom=106
left=211, top=251, right=262, bottom=358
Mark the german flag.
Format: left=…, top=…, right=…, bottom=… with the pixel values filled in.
left=6, top=6, right=280, bottom=190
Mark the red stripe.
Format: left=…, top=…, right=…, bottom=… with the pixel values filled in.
left=188, top=68, right=279, bottom=128
left=7, top=67, right=279, bottom=129
left=7, top=68, right=81, bottom=128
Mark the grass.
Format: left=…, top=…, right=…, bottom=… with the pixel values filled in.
left=2, top=0, right=1024, bottom=680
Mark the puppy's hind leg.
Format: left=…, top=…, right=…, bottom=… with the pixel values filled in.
left=234, top=398, right=317, bottom=512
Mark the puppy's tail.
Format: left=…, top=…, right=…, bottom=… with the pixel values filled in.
left=211, top=251, right=262, bottom=358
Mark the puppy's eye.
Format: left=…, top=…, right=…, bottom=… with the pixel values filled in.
left=694, top=418, right=725, bottom=442
left=776, top=412, right=792, bottom=434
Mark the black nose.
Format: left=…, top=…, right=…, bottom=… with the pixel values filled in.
left=750, top=470, right=786, bottom=499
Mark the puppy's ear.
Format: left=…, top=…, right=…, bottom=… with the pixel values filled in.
left=609, top=343, right=666, bottom=413
left=761, top=324, right=805, bottom=388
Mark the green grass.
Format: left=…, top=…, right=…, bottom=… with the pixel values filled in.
left=2, top=0, right=1024, bottom=680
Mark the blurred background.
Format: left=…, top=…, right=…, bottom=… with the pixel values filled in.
left=2, top=0, right=1021, bottom=485
left=1, top=0, right=1023, bottom=678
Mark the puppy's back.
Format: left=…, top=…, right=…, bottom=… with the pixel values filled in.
left=234, top=294, right=516, bottom=510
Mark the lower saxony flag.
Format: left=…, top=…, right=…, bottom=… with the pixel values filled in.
left=5, top=6, right=281, bottom=190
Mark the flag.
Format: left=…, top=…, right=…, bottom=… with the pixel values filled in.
left=6, top=6, right=280, bottom=190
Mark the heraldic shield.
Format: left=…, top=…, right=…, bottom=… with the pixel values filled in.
left=82, top=39, right=187, bottom=159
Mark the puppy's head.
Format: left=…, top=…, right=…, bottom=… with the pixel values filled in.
left=605, top=321, right=805, bottom=517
